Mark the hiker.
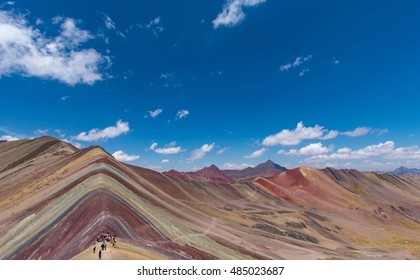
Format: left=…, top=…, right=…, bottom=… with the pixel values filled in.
left=101, top=243, right=105, bottom=251
left=98, top=250, right=102, bottom=260
left=93, top=246, right=96, bottom=253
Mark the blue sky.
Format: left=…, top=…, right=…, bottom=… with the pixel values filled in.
left=1, top=0, right=420, bottom=171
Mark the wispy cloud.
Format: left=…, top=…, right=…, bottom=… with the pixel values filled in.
left=99, top=12, right=126, bottom=39
left=280, top=55, right=312, bottom=73
left=112, top=150, right=140, bottom=162
left=0, top=10, right=109, bottom=85
left=34, top=129, right=49, bottom=135
left=145, top=109, right=163, bottom=118
left=188, top=143, right=215, bottom=161
left=176, top=109, right=190, bottom=120
left=73, top=120, right=130, bottom=141
left=244, top=147, right=266, bottom=158
left=213, top=0, right=266, bottom=28
left=342, top=127, right=371, bottom=137
left=142, top=16, right=164, bottom=36
left=217, top=147, right=229, bottom=155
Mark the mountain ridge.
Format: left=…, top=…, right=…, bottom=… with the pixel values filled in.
left=1, top=137, right=420, bottom=260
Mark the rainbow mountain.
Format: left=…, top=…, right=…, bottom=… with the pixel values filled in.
left=0, top=137, right=419, bottom=259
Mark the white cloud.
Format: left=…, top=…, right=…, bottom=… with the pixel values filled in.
left=74, top=120, right=130, bottom=142
left=213, top=0, right=266, bottom=28
left=34, top=129, right=49, bottom=135
left=176, top=109, right=190, bottom=120
left=321, top=130, right=340, bottom=140
left=372, top=128, right=388, bottom=136
left=155, top=147, right=182, bottom=155
left=99, top=12, right=125, bottom=39
left=299, top=68, right=309, bottom=76
left=244, top=147, right=266, bottom=158
left=217, top=147, right=229, bottom=155
left=387, top=145, right=420, bottom=160
left=160, top=72, right=173, bottom=79
left=280, top=55, right=312, bottom=72
left=307, top=141, right=395, bottom=161
left=61, top=138, right=82, bottom=149
left=142, top=16, right=164, bottom=36
left=112, top=150, right=140, bottom=162
left=188, top=143, right=215, bottom=161
left=149, top=142, right=158, bottom=150
left=0, top=10, right=108, bottom=85
left=146, top=109, right=163, bottom=118
left=101, top=13, right=116, bottom=30
left=279, top=142, right=330, bottom=156
left=162, top=159, right=170, bottom=163
left=263, top=122, right=333, bottom=146
left=0, top=135, right=20, bottom=141
left=342, top=127, right=371, bottom=137
left=223, top=163, right=254, bottom=170
left=60, top=96, right=70, bottom=101
left=151, top=142, right=183, bottom=155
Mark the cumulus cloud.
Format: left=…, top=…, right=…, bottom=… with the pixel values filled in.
left=0, top=10, right=109, bottom=85
left=146, top=109, right=163, bottom=118
left=263, top=122, right=333, bottom=146
left=0, top=135, right=20, bottom=141
left=150, top=142, right=183, bottom=155
left=162, top=159, right=170, bottom=163
left=74, top=120, right=130, bottom=141
left=213, top=0, right=266, bottom=28
left=176, top=109, right=190, bottom=120
left=279, top=142, right=330, bottom=156
left=342, top=127, right=371, bottom=137
left=262, top=122, right=377, bottom=147
left=188, top=143, right=215, bottom=161
left=306, top=141, right=395, bottom=161
left=244, top=148, right=266, bottom=158
left=112, top=150, right=139, bottom=162
left=223, top=163, right=255, bottom=170
left=387, top=145, right=420, bottom=160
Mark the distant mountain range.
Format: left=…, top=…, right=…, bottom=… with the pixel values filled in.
left=223, top=160, right=288, bottom=181
left=392, top=166, right=420, bottom=175
left=164, top=160, right=288, bottom=184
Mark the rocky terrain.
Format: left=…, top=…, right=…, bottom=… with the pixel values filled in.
left=0, top=137, right=419, bottom=259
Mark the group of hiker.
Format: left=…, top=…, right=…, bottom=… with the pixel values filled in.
left=93, top=231, right=117, bottom=260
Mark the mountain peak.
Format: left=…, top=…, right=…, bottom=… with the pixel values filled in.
left=223, top=160, right=287, bottom=181
left=393, top=166, right=420, bottom=175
